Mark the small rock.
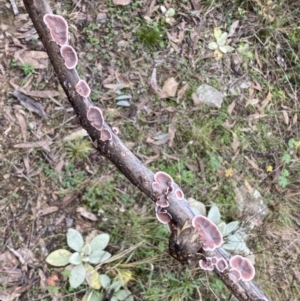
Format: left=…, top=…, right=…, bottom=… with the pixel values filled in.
left=96, top=13, right=107, bottom=25
left=193, top=84, right=223, bottom=108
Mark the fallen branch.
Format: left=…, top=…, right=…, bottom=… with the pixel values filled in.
left=22, top=1, right=270, bottom=300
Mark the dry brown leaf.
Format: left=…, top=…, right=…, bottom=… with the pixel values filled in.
left=245, top=98, right=260, bottom=107
left=113, top=0, right=131, bottom=5
left=231, top=131, right=240, bottom=153
left=244, top=155, right=261, bottom=171
left=162, top=77, right=178, bottom=97
left=146, top=136, right=169, bottom=146
left=15, top=112, right=27, bottom=141
left=177, top=83, right=189, bottom=102
left=282, top=110, right=289, bottom=125
left=227, top=20, right=239, bottom=37
left=168, top=124, right=176, bottom=147
left=227, top=100, right=236, bottom=115
left=37, top=206, right=58, bottom=216
left=247, top=113, right=267, bottom=121
left=63, top=128, right=88, bottom=142
left=77, top=207, right=98, bottom=221
left=15, top=50, right=49, bottom=69
left=259, top=92, right=272, bottom=112
left=150, top=68, right=169, bottom=99
left=14, top=139, right=52, bottom=152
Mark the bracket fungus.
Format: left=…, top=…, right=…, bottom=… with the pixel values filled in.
left=100, top=128, right=112, bottom=141
left=199, top=259, right=214, bottom=271
left=216, top=258, right=228, bottom=272
left=112, top=127, right=119, bottom=135
left=228, top=267, right=241, bottom=283
left=76, top=80, right=91, bottom=98
left=229, top=255, right=255, bottom=281
left=43, top=14, right=68, bottom=46
left=87, top=106, right=104, bottom=131
left=192, top=215, right=223, bottom=251
left=152, top=171, right=174, bottom=208
left=155, top=206, right=172, bottom=224
left=60, top=45, right=78, bottom=69
left=175, top=189, right=184, bottom=200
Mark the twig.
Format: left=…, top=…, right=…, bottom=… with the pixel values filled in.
left=9, top=0, right=19, bottom=15
left=22, top=1, right=270, bottom=300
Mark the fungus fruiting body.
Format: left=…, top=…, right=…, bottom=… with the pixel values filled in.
left=152, top=171, right=174, bottom=208
left=192, top=215, right=223, bottom=251
left=229, top=255, right=255, bottom=281
left=155, top=206, right=172, bottom=224
left=199, top=259, right=214, bottom=271
left=210, top=256, right=218, bottom=265
left=112, top=127, right=119, bottom=135
left=100, top=128, right=112, bottom=141
left=216, top=258, right=228, bottom=272
left=76, top=80, right=91, bottom=98
left=175, top=189, right=184, bottom=200
left=60, top=45, right=78, bottom=69
left=43, top=14, right=68, bottom=46
left=87, top=106, right=104, bottom=131
left=228, top=268, right=241, bottom=283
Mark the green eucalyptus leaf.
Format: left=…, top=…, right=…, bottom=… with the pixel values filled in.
left=111, top=297, right=118, bottom=301
left=82, top=244, right=92, bottom=255
left=89, top=250, right=111, bottom=264
left=218, top=222, right=226, bottom=235
left=219, top=45, right=235, bottom=53
left=110, top=280, right=122, bottom=291
left=223, top=234, right=246, bottom=252
left=166, top=8, right=175, bottom=17
left=67, top=228, right=84, bottom=252
left=69, top=252, right=82, bottom=265
left=224, top=221, right=239, bottom=236
left=69, top=263, right=86, bottom=288
left=213, top=28, right=222, bottom=41
left=85, top=263, right=101, bottom=289
left=207, top=205, right=221, bottom=225
left=188, top=198, right=206, bottom=216
left=217, top=32, right=228, bottom=46
left=115, top=289, right=131, bottom=300
left=99, top=274, right=111, bottom=288
left=46, top=249, right=72, bottom=267
left=90, top=233, right=110, bottom=252
left=208, top=42, right=218, bottom=50
left=83, top=290, right=104, bottom=301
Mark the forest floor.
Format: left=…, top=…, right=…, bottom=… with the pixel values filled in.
left=0, top=0, right=300, bottom=300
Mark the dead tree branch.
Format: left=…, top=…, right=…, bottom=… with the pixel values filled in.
left=22, top=1, right=270, bottom=300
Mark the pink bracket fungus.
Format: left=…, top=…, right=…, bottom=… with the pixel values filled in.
left=60, top=45, right=78, bottom=69
left=229, top=255, right=255, bottom=281
left=216, top=258, right=228, bottom=272
left=155, top=206, right=172, bottom=224
left=210, top=256, right=218, bottom=265
left=87, top=106, right=104, bottom=131
left=43, top=14, right=68, bottom=46
left=192, top=215, right=223, bottom=251
left=100, top=128, right=112, bottom=141
left=228, top=268, right=241, bottom=283
left=175, top=189, right=184, bottom=200
left=112, top=127, right=119, bottom=135
left=76, top=80, right=91, bottom=98
left=152, top=171, right=174, bottom=208
left=199, top=259, right=214, bottom=271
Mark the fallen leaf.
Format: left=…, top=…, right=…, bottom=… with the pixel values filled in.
left=15, top=112, right=27, bottom=141
left=63, top=128, right=88, bottom=142
left=77, top=207, right=98, bottom=221
left=231, top=131, right=240, bottom=153
left=47, top=274, right=59, bottom=286
left=162, top=77, right=178, bottom=97
left=227, top=20, right=239, bottom=37
left=244, top=155, right=261, bottom=171
left=113, top=0, right=131, bottom=5
left=177, top=83, right=189, bottom=101
left=15, top=50, right=49, bottom=69
left=37, top=206, right=59, bottom=216
left=282, top=110, right=289, bottom=125
left=11, top=90, right=47, bottom=118
left=14, top=140, right=53, bottom=152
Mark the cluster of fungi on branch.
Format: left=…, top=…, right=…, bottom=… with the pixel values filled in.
left=43, top=13, right=113, bottom=141
left=152, top=170, right=255, bottom=283
left=43, top=10, right=256, bottom=291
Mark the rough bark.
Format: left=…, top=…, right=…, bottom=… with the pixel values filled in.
left=22, top=1, right=270, bottom=300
